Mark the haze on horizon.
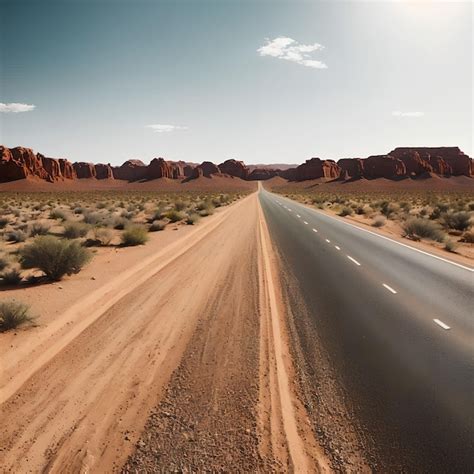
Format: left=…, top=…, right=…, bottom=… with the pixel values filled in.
left=0, top=0, right=472, bottom=166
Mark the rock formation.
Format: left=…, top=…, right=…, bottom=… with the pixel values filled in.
left=390, top=147, right=472, bottom=177
left=112, top=160, right=147, bottom=181
left=95, top=163, right=114, bottom=179
left=295, top=158, right=341, bottom=181
left=337, top=158, right=365, bottom=179
left=39, top=155, right=62, bottom=182
left=59, top=159, right=76, bottom=179
left=0, top=144, right=472, bottom=185
left=218, top=159, right=249, bottom=179
left=191, top=161, right=221, bottom=178
left=247, top=168, right=279, bottom=180
left=363, top=155, right=406, bottom=180
left=73, top=162, right=97, bottom=179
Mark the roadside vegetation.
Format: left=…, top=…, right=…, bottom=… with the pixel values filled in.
left=0, top=190, right=243, bottom=287
left=0, top=190, right=243, bottom=333
left=275, top=189, right=474, bottom=257
left=0, top=300, right=34, bottom=332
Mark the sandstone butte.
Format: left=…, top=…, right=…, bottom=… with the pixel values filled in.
left=0, top=145, right=472, bottom=184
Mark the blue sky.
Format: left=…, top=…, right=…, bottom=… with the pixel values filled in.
left=0, top=0, right=472, bottom=165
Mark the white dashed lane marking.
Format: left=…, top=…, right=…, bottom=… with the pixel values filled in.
left=347, top=256, right=361, bottom=266
left=303, top=221, right=308, bottom=225
left=312, top=228, right=318, bottom=233
left=296, top=214, right=301, bottom=218
left=433, top=319, right=451, bottom=330
left=335, top=245, right=341, bottom=250
left=325, top=239, right=331, bottom=243
left=382, top=283, right=397, bottom=294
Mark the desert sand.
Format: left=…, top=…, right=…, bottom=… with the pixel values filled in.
left=0, top=191, right=328, bottom=472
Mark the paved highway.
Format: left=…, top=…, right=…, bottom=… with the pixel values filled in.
left=259, top=186, right=473, bottom=471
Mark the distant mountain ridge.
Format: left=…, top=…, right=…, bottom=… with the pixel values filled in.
left=0, top=145, right=472, bottom=185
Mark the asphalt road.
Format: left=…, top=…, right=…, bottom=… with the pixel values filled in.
left=259, top=186, right=473, bottom=472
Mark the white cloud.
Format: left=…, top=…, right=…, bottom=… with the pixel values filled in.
left=0, top=102, right=36, bottom=113
left=146, top=124, right=188, bottom=133
left=258, top=36, right=327, bottom=69
left=392, top=111, right=424, bottom=117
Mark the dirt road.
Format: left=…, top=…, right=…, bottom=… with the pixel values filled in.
left=0, top=192, right=328, bottom=472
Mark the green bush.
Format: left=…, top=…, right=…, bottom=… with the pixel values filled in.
left=112, top=217, right=129, bottom=230
left=0, top=300, right=34, bottom=332
left=442, top=211, right=472, bottom=231
left=83, top=211, right=103, bottom=225
left=5, top=230, right=27, bottom=243
left=0, top=255, right=9, bottom=272
left=444, top=240, right=458, bottom=253
left=149, top=220, right=166, bottom=232
left=50, top=208, right=67, bottom=220
left=29, top=221, right=51, bottom=236
left=166, top=210, right=186, bottom=223
left=402, top=218, right=445, bottom=242
left=121, top=226, right=149, bottom=246
left=174, top=200, right=187, bottom=211
left=186, top=213, right=200, bottom=225
left=20, top=235, right=91, bottom=281
left=338, top=207, right=353, bottom=217
left=1, top=267, right=23, bottom=285
left=372, top=216, right=386, bottom=228
left=63, top=222, right=90, bottom=239
left=461, top=231, right=474, bottom=243
left=90, top=227, right=113, bottom=246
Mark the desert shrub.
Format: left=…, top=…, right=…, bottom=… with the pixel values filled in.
left=50, top=208, right=67, bottom=220
left=372, top=216, right=386, bottom=227
left=0, top=217, right=9, bottom=229
left=63, top=222, right=90, bottom=239
left=29, top=221, right=51, bottom=237
left=149, top=220, right=166, bottom=232
left=112, top=217, right=129, bottom=230
left=166, top=210, right=186, bottom=223
left=174, top=200, right=187, bottom=211
left=186, top=213, right=200, bottom=225
left=219, top=194, right=230, bottom=204
left=5, top=230, right=27, bottom=243
left=198, top=207, right=214, bottom=217
left=73, top=206, right=85, bottom=214
left=418, top=207, right=429, bottom=218
left=459, top=231, right=474, bottom=243
left=90, top=227, right=113, bottom=246
left=441, top=211, right=472, bottom=232
left=20, top=236, right=91, bottom=281
left=0, top=255, right=8, bottom=272
left=121, top=226, right=148, bottom=246
left=338, top=207, right=353, bottom=217
left=1, top=267, right=23, bottom=285
left=444, top=240, right=458, bottom=253
left=402, top=218, right=445, bottom=242
left=83, top=211, right=103, bottom=225
left=0, top=300, right=33, bottom=332
left=196, top=200, right=214, bottom=213
left=120, top=210, right=134, bottom=220
left=430, top=203, right=450, bottom=220
left=381, top=202, right=400, bottom=218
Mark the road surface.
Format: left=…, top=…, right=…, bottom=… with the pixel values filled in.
left=259, top=185, right=473, bottom=471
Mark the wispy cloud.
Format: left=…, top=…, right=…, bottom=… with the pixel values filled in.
left=392, top=111, right=424, bottom=118
left=0, top=102, right=36, bottom=113
left=146, top=124, right=188, bottom=133
left=258, top=37, right=327, bottom=69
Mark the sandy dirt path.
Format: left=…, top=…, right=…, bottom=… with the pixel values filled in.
left=0, top=191, right=330, bottom=472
